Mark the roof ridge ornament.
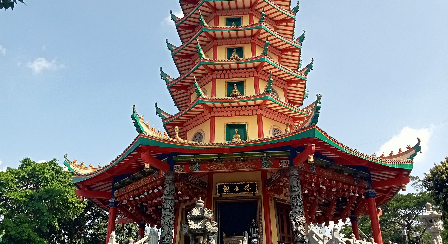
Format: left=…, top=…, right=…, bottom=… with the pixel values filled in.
left=155, top=102, right=167, bottom=120
left=198, top=10, right=208, bottom=26
left=196, top=39, right=207, bottom=59
left=265, top=72, right=274, bottom=93
left=160, top=67, right=172, bottom=84
left=296, top=30, right=305, bottom=44
left=170, top=10, right=178, bottom=22
left=259, top=7, right=265, bottom=23
left=131, top=105, right=146, bottom=134
left=166, top=39, right=176, bottom=52
left=304, top=58, right=314, bottom=76
left=292, top=1, right=300, bottom=15
left=309, top=94, right=322, bottom=126
left=262, top=35, right=269, bottom=56
left=193, top=76, right=205, bottom=98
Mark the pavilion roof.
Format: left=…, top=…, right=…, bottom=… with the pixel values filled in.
left=174, top=0, right=296, bottom=43
left=168, top=23, right=301, bottom=75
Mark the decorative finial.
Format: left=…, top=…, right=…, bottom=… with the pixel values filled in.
left=160, top=67, right=171, bottom=84
left=259, top=7, right=265, bottom=23
left=262, top=35, right=269, bottom=56
left=196, top=39, right=207, bottom=59
left=133, top=104, right=137, bottom=115
left=170, top=10, right=178, bottom=22
left=155, top=102, right=167, bottom=120
left=166, top=39, right=175, bottom=51
left=292, top=1, right=300, bottom=15
left=198, top=10, right=208, bottom=26
left=265, top=72, right=273, bottom=93
left=296, top=29, right=306, bottom=44
left=304, top=58, right=313, bottom=76
left=193, top=76, right=205, bottom=98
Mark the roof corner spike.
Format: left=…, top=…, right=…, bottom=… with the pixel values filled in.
left=170, top=10, right=178, bottom=22
left=198, top=10, right=208, bottom=27
left=304, top=58, right=314, bottom=76
left=265, top=72, right=273, bottom=94
left=196, top=39, right=207, bottom=59
left=132, top=104, right=138, bottom=115
left=408, top=138, right=422, bottom=160
left=166, top=39, right=175, bottom=52
left=302, top=89, right=309, bottom=102
left=310, top=94, right=322, bottom=126
left=262, top=35, right=269, bottom=56
left=131, top=105, right=145, bottom=134
left=155, top=102, right=167, bottom=120
left=193, top=76, right=205, bottom=98
left=296, top=29, right=306, bottom=44
left=292, top=1, right=300, bottom=15
left=259, top=7, right=265, bottom=23
left=160, top=67, right=171, bottom=84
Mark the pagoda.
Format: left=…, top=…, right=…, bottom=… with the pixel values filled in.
left=64, top=1, right=422, bottom=244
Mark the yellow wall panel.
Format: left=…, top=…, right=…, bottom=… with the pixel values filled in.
left=203, top=81, right=212, bottom=97
left=262, top=117, right=287, bottom=138
left=187, top=120, right=211, bottom=143
left=215, top=116, right=257, bottom=143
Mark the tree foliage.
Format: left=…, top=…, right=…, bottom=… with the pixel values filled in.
left=423, top=157, right=448, bottom=240
left=0, top=158, right=138, bottom=243
left=340, top=176, right=433, bottom=244
left=0, top=0, right=24, bottom=10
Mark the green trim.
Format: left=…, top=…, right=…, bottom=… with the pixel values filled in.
left=166, top=39, right=175, bottom=51
left=170, top=10, right=178, bottom=22
left=304, top=58, right=313, bottom=76
left=199, top=10, right=208, bottom=26
left=292, top=1, right=300, bottom=15
left=155, top=102, right=167, bottom=120
left=408, top=138, right=422, bottom=160
left=297, top=30, right=305, bottom=44
left=194, top=78, right=205, bottom=98
left=176, top=0, right=295, bottom=27
left=160, top=67, right=171, bottom=84
left=163, top=95, right=309, bottom=124
left=196, top=39, right=207, bottom=59
left=172, top=24, right=301, bottom=56
left=167, top=57, right=306, bottom=88
left=63, top=160, right=76, bottom=174
left=72, top=127, right=413, bottom=183
left=259, top=7, right=266, bottom=23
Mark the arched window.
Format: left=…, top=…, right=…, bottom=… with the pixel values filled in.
left=271, top=126, right=283, bottom=137
left=192, top=130, right=204, bottom=143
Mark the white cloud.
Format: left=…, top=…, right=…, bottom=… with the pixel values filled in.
left=162, top=10, right=184, bottom=26
left=0, top=161, right=6, bottom=172
left=0, top=45, right=6, bottom=56
left=377, top=126, right=432, bottom=163
left=27, top=57, right=65, bottom=74
left=37, top=160, right=47, bottom=164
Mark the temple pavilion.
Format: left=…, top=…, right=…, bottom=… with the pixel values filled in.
left=64, top=1, right=421, bottom=244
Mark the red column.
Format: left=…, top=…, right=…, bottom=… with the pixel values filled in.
left=283, top=87, right=288, bottom=103
left=210, top=116, right=215, bottom=143
left=212, top=78, right=216, bottom=97
left=106, top=199, right=118, bottom=244
left=249, top=13, right=254, bottom=25
left=366, top=190, right=383, bottom=244
left=213, top=45, right=217, bottom=60
left=251, top=42, right=257, bottom=57
left=138, top=223, right=146, bottom=239
left=206, top=173, right=213, bottom=209
left=214, top=15, right=219, bottom=26
left=257, top=114, right=264, bottom=139
left=261, top=171, right=272, bottom=244
left=350, top=216, right=360, bottom=240
left=254, top=76, right=260, bottom=94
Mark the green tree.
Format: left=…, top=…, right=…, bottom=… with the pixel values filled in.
left=0, top=0, right=24, bottom=10
left=423, top=157, right=448, bottom=240
left=0, top=158, right=139, bottom=243
left=341, top=177, right=433, bottom=244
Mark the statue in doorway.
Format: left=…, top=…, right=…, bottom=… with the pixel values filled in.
left=230, top=84, right=242, bottom=97
left=229, top=49, right=241, bottom=60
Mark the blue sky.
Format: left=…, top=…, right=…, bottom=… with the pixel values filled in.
left=0, top=1, right=447, bottom=183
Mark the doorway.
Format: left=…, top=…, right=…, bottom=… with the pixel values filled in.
left=217, top=201, right=258, bottom=244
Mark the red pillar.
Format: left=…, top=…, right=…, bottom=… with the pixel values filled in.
left=214, top=15, right=219, bottom=26
left=206, top=173, right=213, bottom=209
left=350, top=216, right=360, bottom=240
left=249, top=13, right=254, bottom=25
left=210, top=116, right=215, bottom=143
left=257, top=114, right=264, bottom=139
left=138, top=223, right=146, bottom=239
left=366, top=190, right=383, bottom=244
left=254, top=76, right=260, bottom=94
left=251, top=42, right=257, bottom=57
left=213, top=45, right=217, bottom=60
left=261, top=171, right=272, bottom=244
left=212, top=78, right=216, bottom=97
left=106, top=199, right=118, bottom=244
